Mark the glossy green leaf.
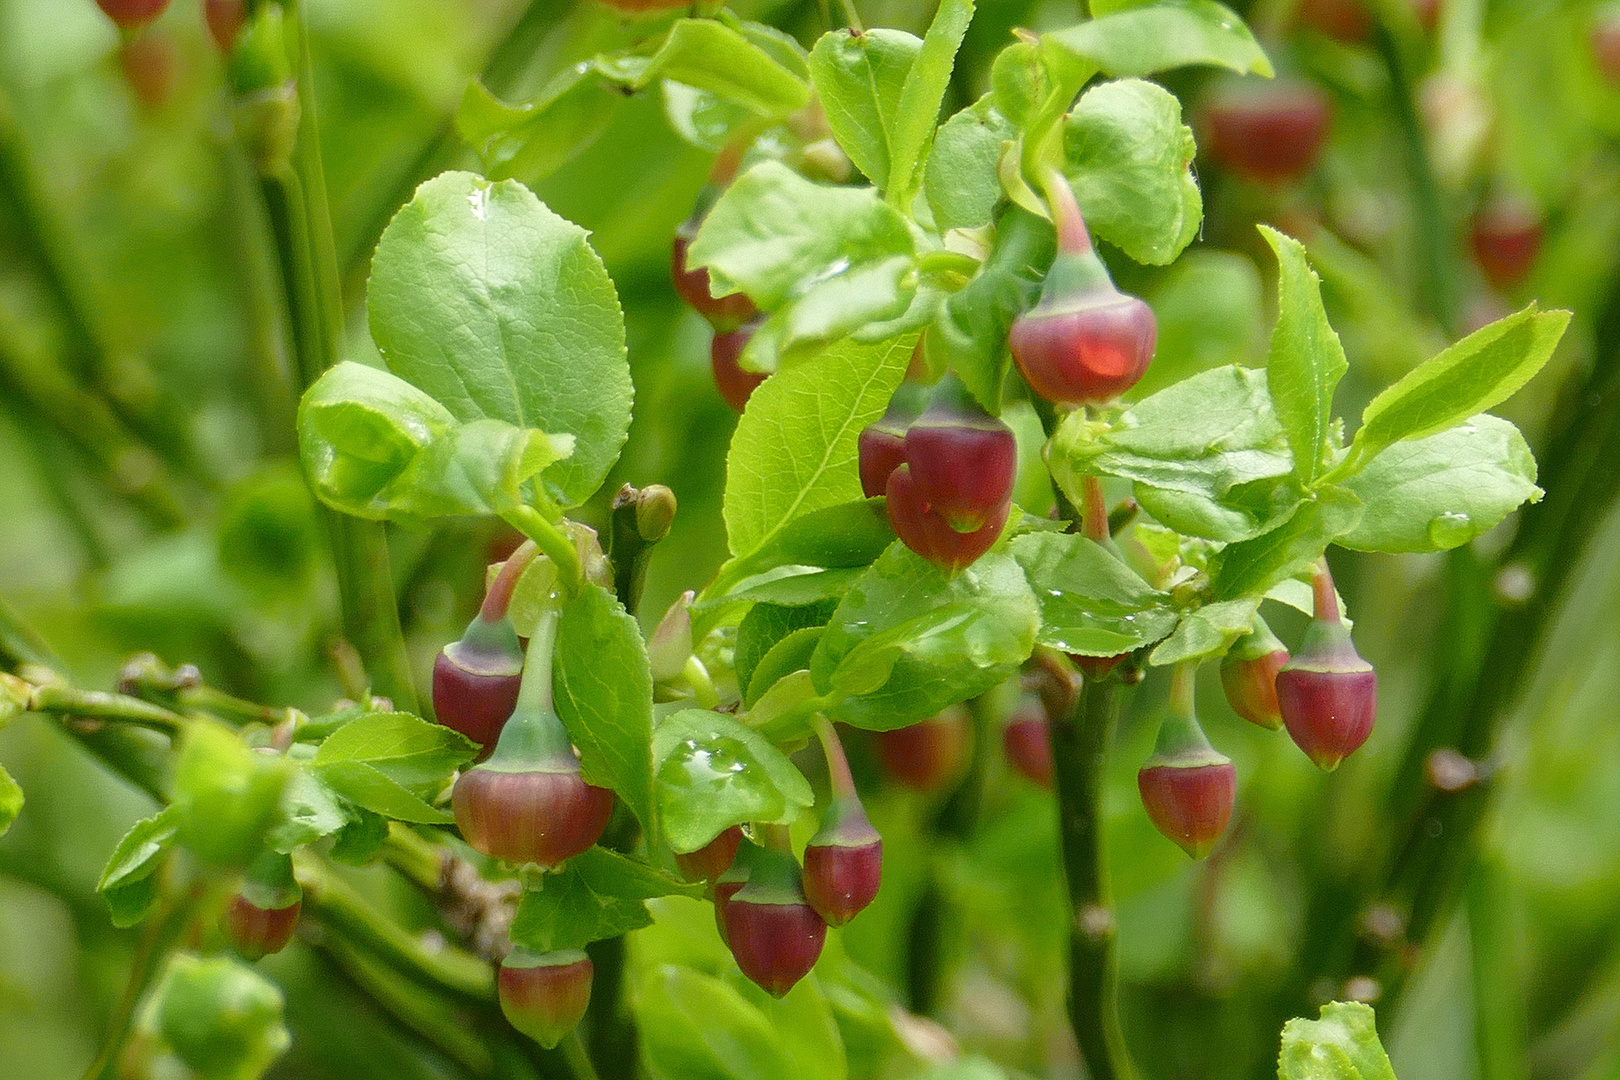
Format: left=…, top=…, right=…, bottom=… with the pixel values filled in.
left=933, top=206, right=1055, bottom=411
left=1339, top=414, right=1541, bottom=553
left=368, top=171, right=631, bottom=508
left=1335, top=305, right=1570, bottom=478
left=726, top=971, right=849, bottom=1080
left=266, top=765, right=351, bottom=854
left=510, top=848, right=701, bottom=953
left=1148, top=596, right=1260, bottom=666
left=97, top=806, right=179, bottom=927
left=0, top=763, right=19, bottom=838
left=728, top=567, right=870, bottom=609
left=456, top=72, right=617, bottom=183
left=635, top=964, right=794, bottom=1080
left=735, top=601, right=837, bottom=702
left=315, top=761, right=453, bottom=825
left=596, top=18, right=810, bottom=118
left=328, top=807, right=390, bottom=865
left=554, top=584, right=656, bottom=833
left=1260, top=227, right=1348, bottom=486
left=312, top=711, right=475, bottom=797
left=812, top=545, right=1039, bottom=730
left=711, top=499, right=897, bottom=598
left=663, top=81, right=754, bottom=152
left=926, top=95, right=1017, bottom=232
left=654, top=709, right=814, bottom=853
left=1049, top=365, right=1299, bottom=541
left=746, top=627, right=827, bottom=707
left=1010, top=532, right=1179, bottom=656
left=1278, top=1002, right=1397, bottom=1080
left=1211, top=487, right=1364, bottom=601
left=887, top=0, right=976, bottom=205
left=1064, top=79, right=1201, bottom=265
left=808, top=28, right=922, bottom=189
left=722, top=335, right=912, bottom=559
left=1044, top=1, right=1272, bottom=79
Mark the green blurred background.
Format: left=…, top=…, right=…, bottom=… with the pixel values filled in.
left=4, top=0, right=1620, bottom=1077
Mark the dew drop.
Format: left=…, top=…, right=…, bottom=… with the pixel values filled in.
left=1427, top=511, right=1474, bottom=548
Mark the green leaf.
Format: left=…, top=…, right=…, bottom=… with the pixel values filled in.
left=1260, top=227, right=1348, bottom=486
left=153, top=953, right=289, bottom=1080
left=1336, top=305, right=1570, bottom=478
left=887, top=0, right=976, bottom=206
left=728, top=567, right=870, bottom=608
left=266, top=766, right=351, bottom=854
left=1049, top=365, right=1299, bottom=542
left=315, top=761, right=453, bottom=825
left=933, top=205, right=1055, bottom=412
left=97, top=806, right=179, bottom=927
left=1149, top=597, right=1260, bottom=666
left=735, top=601, right=836, bottom=703
left=812, top=545, right=1039, bottom=730
left=926, top=95, right=1017, bottom=232
left=510, top=849, right=700, bottom=953
left=711, top=499, right=897, bottom=598
left=368, top=171, right=631, bottom=509
left=808, top=28, right=922, bottom=189
left=1064, top=79, right=1201, bottom=266
left=456, top=72, right=617, bottom=183
left=654, top=709, right=814, bottom=853
left=0, top=763, right=19, bottom=838
left=746, top=627, right=828, bottom=708
left=1211, top=487, right=1364, bottom=601
left=635, top=965, right=794, bottom=1080
left=596, top=19, right=810, bottom=118
left=1044, top=1, right=1272, bottom=79
left=663, top=81, right=755, bottom=152
left=722, top=335, right=912, bottom=559
left=312, top=711, right=476, bottom=797
left=554, top=584, right=656, bottom=833
left=328, top=806, right=390, bottom=865
left=1010, top=532, right=1179, bottom=656
left=688, top=162, right=916, bottom=369
left=175, top=721, right=290, bottom=869
left=1278, top=1001, right=1397, bottom=1080
left=1339, top=414, right=1541, bottom=553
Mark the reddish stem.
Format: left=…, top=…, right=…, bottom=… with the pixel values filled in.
left=711, top=142, right=746, bottom=187
left=1311, top=559, right=1342, bottom=624
left=813, top=718, right=858, bottom=801
left=1081, top=476, right=1110, bottom=544
left=1043, top=168, right=1093, bottom=256
left=480, top=540, right=540, bottom=623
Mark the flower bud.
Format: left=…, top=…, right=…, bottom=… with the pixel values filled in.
left=1597, top=13, right=1620, bottom=86
left=155, top=954, right=289, bottom=1080
left=204, top=0, right=246, bottom=52
left=118, top=33, right=177, bottom=109
left=499, top=947, right=593, bottom=1049
left=95, top=0, right=170, bottom=29
left=433, top=613, right=525, bottom=749
left=1470, top=194, right=1543, bottom=290
left=1277, top=618, right=1377, bottom=771
left=876, top=705, right=972, bottom=791
left=903, top=376, right=1018, bottom=533
left=1220, top=620, right=1289, bottom=731
left=711, top=319, right=769, bottom=411
left=802, top=797, right=882, bottom=927
left=725, top=848, right=827, bottom=997
left=673, top=221, right=757, bottom=330
left=713, top=837, right=763, bottom=944
left=885, top=465, right=1008, bottom=575
left=858, top=382, right=927, bottom=498
left=1137, top=705, right=1235, bottom=859
left=1198, top=80, right=1333, bottom=186
left=1294, top=0, right=1371, bottom=43
left=1001, top=696, right=1053, bottom=788
left=1009, top=278, right=1157, bottom=406
left=223, top=850, right=301, bottom=961
left=674, top=824, right=743, bottom=883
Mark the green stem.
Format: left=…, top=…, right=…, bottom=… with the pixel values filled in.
left=502, top=506, right=583, bottom=600
left=28, top=684, right=187, bottom=735
left=561, top=1031, right=602, bottom=1080
left=383, top=822, right=449, bottom=894
left=1048, top=677, right=1136, bottom=1080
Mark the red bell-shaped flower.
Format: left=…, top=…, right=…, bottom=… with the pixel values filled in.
left=498, top=947, right=593, bottom=1049
left=1277, top=566, right=1377, bottom=771
left=711, top=319, right=769, bottom=412
left=1219, top=620, right=1290, bottom=731
left=724, top=848, right=827, bottom=998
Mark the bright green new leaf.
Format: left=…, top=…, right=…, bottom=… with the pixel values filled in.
left=315, top=761, right=453, bottom=825
left=456, top=72, right=617, bottom=183
left=1337, top=304, right=1570, bottom=477
left=1278, top=1001, right=1397, bottom=1080
left=1260, top=227, right=1348, bottom=486
left=266, top=765, right=351, bottom=854
left=0, top=763, right=19, bottom=838
left=510, top=848, right=701, bottom=953
left=812, top=544, right=1039, bottom=730
left=596, top=19, right=810, bottom=118
left=654, top=709, right=814, bottom=853
left=554, top=584, right=656, bottom=833
left=708, top=498, right=896, bottom=602
left=1065, top=79, right=1202, bottom=265
left=1211, top=486, right=1363, bottom=600
left=887, top=0, right=976, bottom=206
left=808, top=28, right=923, bottom=189
left=175, top=721, right=290, bottom=869
left=313, top=711, right=476, bottom=797
left=744, top=255, right=917, bottom=371
left=926, top=95, right=1017, bottom=232
left=1149, top=596, right=1260, bottom=666
left=153, top=954, right=289, bottom=1080
left=635, top=965, right=794, bottom=1080
left=663, top=80, right=754, bottom=152
left=722, top=335, right=911, bottom=559
left=746, top=627, right=827, bottom=707
left=735, top=601, right=836, bottom=703
left=1044, top=1, right=1272, bottom=79
left=368, top=171, right=631, bottom=508
left=1340, top=414, right=1541, bottom=553
left=1010, top=532, right=1179, bottom=656
left=97, top=806, right=179, bottom=927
